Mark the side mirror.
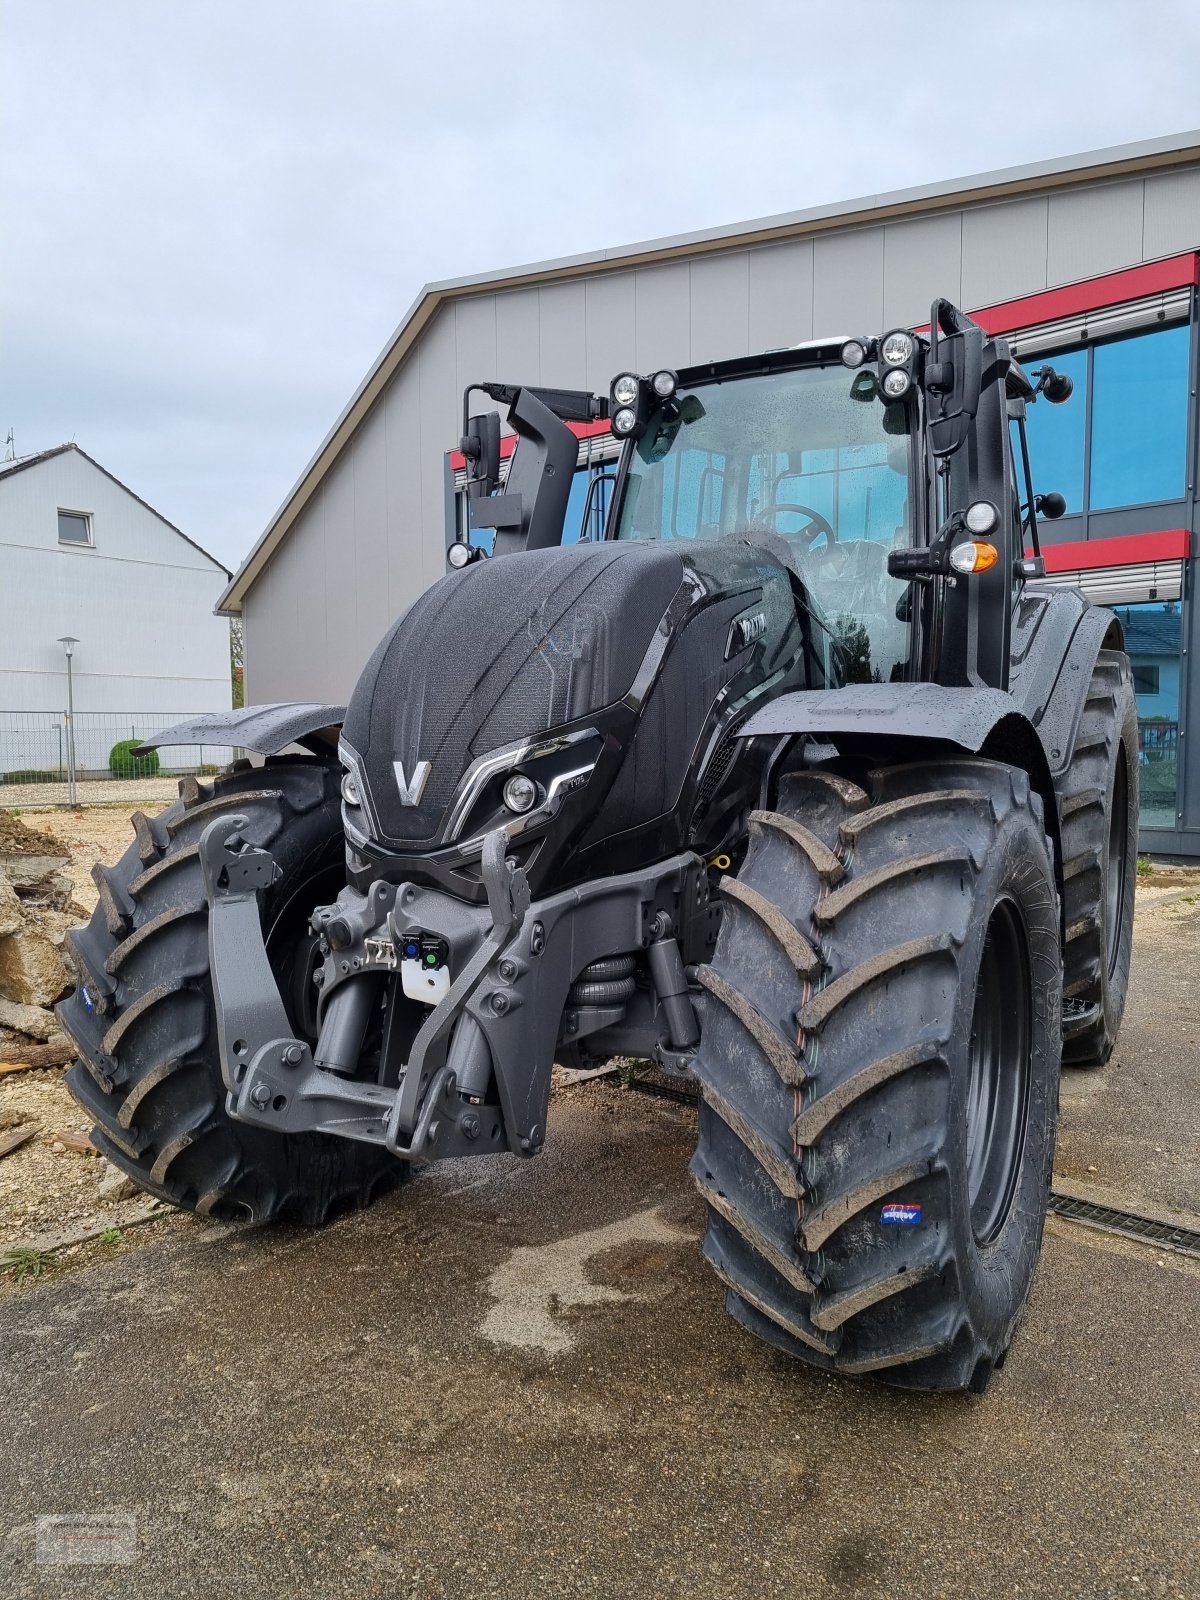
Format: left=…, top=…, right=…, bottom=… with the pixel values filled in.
left=1036, top=491, right=1067, bottom=520
left=460, top=411, right=501, bottom=500
left=1036, top=367, right=1074, bottom=405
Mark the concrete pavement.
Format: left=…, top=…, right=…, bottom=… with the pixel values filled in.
left=2, top=897, right=1198, bottom=1599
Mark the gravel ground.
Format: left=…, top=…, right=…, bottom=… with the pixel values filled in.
left=2, top=777, right=181, bottom=811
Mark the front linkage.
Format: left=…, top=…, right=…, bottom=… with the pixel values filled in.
left=198, top=815, right=706, bottom=1165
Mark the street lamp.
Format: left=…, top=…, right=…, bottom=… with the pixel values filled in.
left=57, top=637, right=79, bottom=806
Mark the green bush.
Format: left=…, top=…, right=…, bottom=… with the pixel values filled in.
left=2, top=769, right=60, bottom=784
left=108, top=739, right=160, bottom=779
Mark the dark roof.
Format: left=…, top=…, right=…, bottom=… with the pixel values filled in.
left=0, top=444, right=74, bottom=479
left=0, top=443, right=230, bottom=577
left=1120, top=608, right=1181, bottom=656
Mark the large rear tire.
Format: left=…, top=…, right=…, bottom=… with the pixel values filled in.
left=59, top=761, right=406, bottom=1223
left=1058, top=649, right=1139, bottom=1066
left=690, top=758, right=1061, bottom=1391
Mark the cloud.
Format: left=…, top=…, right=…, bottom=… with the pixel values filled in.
left=3, top=0, right=1197, bottom=570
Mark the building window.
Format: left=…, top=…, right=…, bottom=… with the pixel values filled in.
left=1023, top=348, right=1087, bottom=514
left=1022, top=323, right=1191, bottom=521
left=1089, top=325, right=1190, bottom=509
left=1113, top=601, right=1183, bottom=831
left=57, top=509, right=93, bottom=546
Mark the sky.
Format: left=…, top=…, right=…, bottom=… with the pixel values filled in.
left=4, top=0, right=1200, bottom=575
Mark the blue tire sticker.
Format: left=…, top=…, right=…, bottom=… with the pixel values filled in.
left=881, top=1203, right=922, bottom=1225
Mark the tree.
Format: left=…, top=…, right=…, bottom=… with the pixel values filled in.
left=832, top=613, right=881, bottom=685
left=230, top=618, right=244, bottom=709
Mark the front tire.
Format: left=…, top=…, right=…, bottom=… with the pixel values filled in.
left=690, top=758, right=1061, bottom=1391
left=58, top=761, right=406, bottom=1223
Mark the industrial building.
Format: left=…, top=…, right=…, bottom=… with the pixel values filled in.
left=219, top=131, right=1200, bottom=856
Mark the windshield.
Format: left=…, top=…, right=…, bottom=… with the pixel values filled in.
left=614, top=363, right=914, bottom=684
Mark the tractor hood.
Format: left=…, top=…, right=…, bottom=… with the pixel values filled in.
left=340, top=543, right=686, bottom=849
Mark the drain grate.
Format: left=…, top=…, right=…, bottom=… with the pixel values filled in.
left=1048, top=1193, right=1200, bottom=1258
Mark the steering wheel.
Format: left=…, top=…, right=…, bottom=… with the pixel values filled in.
left=758, top=501, right=836, bottom=550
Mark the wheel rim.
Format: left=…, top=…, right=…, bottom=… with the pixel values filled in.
left=965, top=897, right=1032, bottom=1245
left=1105, top=750, right=1129, bottom=975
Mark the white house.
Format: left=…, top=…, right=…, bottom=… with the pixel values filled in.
left=0, top=444, right=231, bottom=776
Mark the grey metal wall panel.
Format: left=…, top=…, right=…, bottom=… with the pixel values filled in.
left=812, top=227, right=884, bottom=335
left=960, top=197, right=1048, bottom=308
left=537, top=281, right=587, bottom=388
left=584, top=271, right=636, bottom=391
left=291, top=486, right=330, bottom=680
left=747, top=238, right=814, bottom=350
left=382, top=360, right=425, bottom=628
left=350, top=404, right=390, bottom=650
left=633, top=262, right=690, bottom=371
left=1047, top=179, right=1145, bottom=286
left=495, top=288, right=542, bottom=386
left=416, top=310, right=460, bottom=594
left=1142, top=168, right=1200, bottom=258
left=689, top=251, right=749, bottom=363
left=319, top=467, right=357, bottom=679
left=453, top=296, right=499, bottom=421
left=883, top=213, right=962, bottom=327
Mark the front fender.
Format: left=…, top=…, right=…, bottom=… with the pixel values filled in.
left=740, top=682, right=1062, bottom=900
left=741, top=682, right=1024, bottom=751
left=134, top=702, right=345, bottom=758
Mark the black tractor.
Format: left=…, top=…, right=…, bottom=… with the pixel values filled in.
left=61, top=300, right=1137, bottom=1392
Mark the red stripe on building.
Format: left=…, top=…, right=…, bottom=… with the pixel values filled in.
left=1029, top=528, right=1190, bottom=572
left=969, top=253, right=1199, bottom=336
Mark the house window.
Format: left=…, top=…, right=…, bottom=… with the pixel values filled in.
left=57, top=510, right=93, bottom=546
left=1132, top=664, right=1160, bottom=696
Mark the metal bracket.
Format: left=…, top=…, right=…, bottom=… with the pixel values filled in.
left=197, top=814, right=320, bottom=1122
left=384, top=830, right=528, bottom=1155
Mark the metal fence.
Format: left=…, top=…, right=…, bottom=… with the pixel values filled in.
left=0, top=710, right=238, bottom=806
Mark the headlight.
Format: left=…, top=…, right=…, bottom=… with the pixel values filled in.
left=503, top=773, right=538, bottom=814
left=964, top=500, right=1000, bottom=535
left=447, top=542, right=473, bottom=569
left=881, top=368, right=911, bottom=399
left=341, top=772, right=361, bottom=807
left=651, top=369, right=677, bottom=398
left=612, top=407, right=638, bottom=435
left=840, top=339, right=868, bottom=369
left=880, top=330, right=915, bottom=366
left=612, top=373, right=640, bottom=407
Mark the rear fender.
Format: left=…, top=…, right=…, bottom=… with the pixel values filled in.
left=134, top=702, right=345, bottom=759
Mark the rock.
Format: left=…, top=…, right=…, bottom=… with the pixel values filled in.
left=0, top=925, right=71, bottom=1007
left=0, top=812, right=70, bottom=857
left=1, top=858, right=72, bottom=899
left=0, top=819, right=74, bottom=910
left=0, top=997, right=65, bottom=1042
left=26, top=906, right=82, bottom=947
left=98, top=1162, right=140, bottom=1203
left=0, top=873, right=21, bottom=937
